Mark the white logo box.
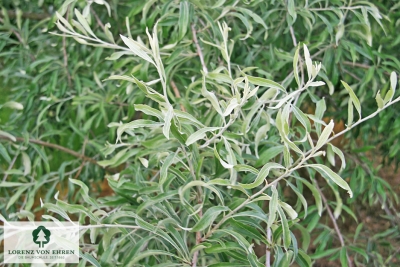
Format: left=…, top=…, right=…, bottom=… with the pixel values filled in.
left=3, top=221, right=79, bottom=264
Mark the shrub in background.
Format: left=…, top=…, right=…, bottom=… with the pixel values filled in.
left=1, top=1, right=399, bottom=266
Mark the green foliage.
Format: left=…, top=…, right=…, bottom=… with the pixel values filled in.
left=1, top=0, right=400, bottom=266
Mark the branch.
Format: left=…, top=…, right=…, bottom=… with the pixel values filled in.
left=199, top=116, right=235, bottom=148
left=2, top=152, right=18, bottom=182
left=289, top=26, right=297, bottom=47
left=170, top=80, right=187, bottom=112
left=181, top=145, right=202, bottom=267
left=62, top=11, right=72, bottom=88
left=1, top=10, right=50, bottom=21
left=191, top=24, right=208, bottom=74
left=0, top=135, right=102, bottom=168
left=91, top=7, right=105, bottom=31
left=341, top=61, right=371, bottom=69
left=73, top=137, right=88, bottom=179
left=265, top=224, right=272, bottom=267
left=315, top=183, right=353, bottom=267
left=325, top=96, right=400, bottom=144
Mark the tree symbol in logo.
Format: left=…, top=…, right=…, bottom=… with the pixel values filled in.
left=32, top=226, right=51, bottom=248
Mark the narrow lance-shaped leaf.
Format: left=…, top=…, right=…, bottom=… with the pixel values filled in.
left=277, top=206, right=291, bottom=249
left=336, top=23, right=344, bottom=46
left=162, top=105, right=174, bottom=140
left=268, top=186, right=278, bottom=228
left=287, top=0, right=297, bottom=24
left=287, top=181, right=308, bottom=217
left=293, top=45, right=300, bottom=87
left=306, top=164, right=353, bottom=197
left=104, top=23, right=115, bottom=44
left=120, top=35, right=155, bottom=65
left=247, top=75, right=285, bottom=92
left=239, top=162, right=284, bottom=189
left=255, top=124, right=270, bottom=158
left=390, top=71, right=397, bottom=91
left=276, top=109, right=303, bottom=154
left=348, top=98, right=354, bottom=127
left=214, top=147, right=234, bottom=169
left=222, top=98, right=239, bottom=117
left=279, top=201, right=298, bottom=220
left=178, top=1, right=190, bottom=40
left=185, top=127, right=220, bottom=146
left=191, top=206, right=229, bottom=232
left=296, top=177, right=323, bottom=216
left=74, top=9, right=97, bottom=38
left=375, top=91, right=384, bottom=109
left=303, top=44, right=313, bottom=80
left=329, top=182, right=343, bottom=219
left=21, top=152, right=31, bottom=176
left=340, top=247, right=349, bottom=267
left=215, top=228, right=253, bottom=254
left=69, top=178, right=100, bottom=209
left=134, top=104, right=163, bottom=120
left=341, top=81, right=361, bottom=119
left=159, top=153, right=176, bottom=188
left=308, top=81, right=326, bottom=87
left=235, top=7, right=268, bottom=30
left=0, top=130, right=16, bottom=142
left=1, top=101, right=23, bottom=110
left=202, top=75, right=223, bottom=115
left=328, top=144, right=346, bottom=170
left=384, top=71, right=397, bottom=104
left=55, top=11, right=74, bottom=32
left=315, top=120, right=334, bottom=151
left=115, top=120, right=163, bottom=142
left=292, top=105, right=311, bottom=133
left=179, top=181, right=224, bottom=205
left=315, top=98, right=326, bottom=135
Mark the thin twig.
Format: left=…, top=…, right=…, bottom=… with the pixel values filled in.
left=0, top=135, right=101, bottom=168
left=309, top=6, right=365, bottom=11
left=73, top=137, right=88, bottom=179
left=342, top=67, right=362, bottom=81
left=315, top=183, right=353, bottom=267
left=91, top=7, right=105, bottom=31
left=170, top=80, right=187, bottom=112
left=1, top=10, right=50, bottom=20
left=289, top=26, right=297, bottom=47
left=11, top=29, right=24, bottom=45
left=182, top=145, right=202, bottom=267
left=192, top=230, right=201, bottom=267
left=2, top=152, right=18, bottom=182
left=266, top=226, right=271, bottom=267
left=341, top=61, right=371, bottom=69
left=79, top=224, right=141, bottom=230
left=288, top=25, right=303, bottom=127
left=62, top=11, right=72, bottom=88
left=199, top=117, right=235, bottom=148
left=325, top=97, right=400, bottom=144
left=191, top=24, right=208, bottom=74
